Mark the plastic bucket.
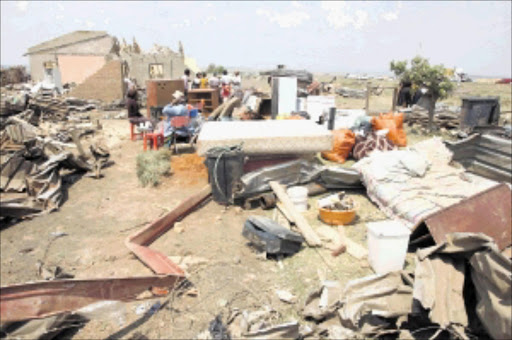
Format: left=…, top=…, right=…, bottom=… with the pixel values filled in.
left=287, top=186, right=308, bottom=212
left=366, top=220, right=410, bottom=274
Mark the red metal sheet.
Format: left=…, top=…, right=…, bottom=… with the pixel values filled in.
left=0, top=275, right=180, bottom=322
left=0, top=186, right=212, bottom=323
left=425, top=183, right=512, bottom=250
left=125, top=185, right=211, bottom=275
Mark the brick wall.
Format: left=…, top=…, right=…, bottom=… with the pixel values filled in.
left=68, top=60, right=124, bottom=102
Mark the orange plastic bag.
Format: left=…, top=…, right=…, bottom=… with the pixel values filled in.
left=321, top=129, right=356, bottom=163
left=372, top=112, right=407, bottom=147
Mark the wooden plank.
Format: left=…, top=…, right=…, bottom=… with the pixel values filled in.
left=345, top=235, right=368, bottom=260
left=317, top=225, right=367, bottom=259
left=276, top=202, right=294, bottom=223
left=365, top=83, right=371, bottom=115
left=331, top=225, right=347, bottom=257
left=392, top=87, right=398, bottom=112
left=269, top=181, right=321, bottom=247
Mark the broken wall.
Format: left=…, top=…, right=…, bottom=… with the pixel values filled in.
left=67, top=60, right=124, bottom=102
left=124, top=52, right=186, bottom=86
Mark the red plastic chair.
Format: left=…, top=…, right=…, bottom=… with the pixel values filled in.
left=130, top=122, right=143, bottom=141
left=170, top=116, right=191, bottom=154
left=143, top=124, right=164, bottom=151
left=143, top=131, right=164, bottom=151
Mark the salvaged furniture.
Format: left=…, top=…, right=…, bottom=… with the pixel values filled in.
left=187, top=89, right=219, bottom=116
left=146, top=79, right=184, bottom=118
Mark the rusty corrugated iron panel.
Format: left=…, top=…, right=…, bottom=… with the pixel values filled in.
left=0, top=275, right=181, bottom=322
left=424, top=183, right=512, bottom=250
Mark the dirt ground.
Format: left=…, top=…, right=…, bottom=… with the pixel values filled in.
left=0, top=110, right=445, bottom=338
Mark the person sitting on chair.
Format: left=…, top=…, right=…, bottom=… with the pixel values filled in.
left=126, top=85, right=148, bottom=124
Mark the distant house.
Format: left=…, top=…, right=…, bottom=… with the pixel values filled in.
left=24, top=30, right=119, bottom=85
left=24, top=30, right=188, bottom=102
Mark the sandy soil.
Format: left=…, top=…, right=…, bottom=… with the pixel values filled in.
left=1, top=114, right=425, bottom=339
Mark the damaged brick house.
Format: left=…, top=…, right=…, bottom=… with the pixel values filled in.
left=120, top=39, right=187, bottom=86
left=25, top=30, right=187, bottom=102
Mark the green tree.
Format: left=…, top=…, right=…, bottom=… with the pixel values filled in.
left=206, top=63, right=226, bottom=75
left=390, top=56, right=454, bottom=131
left=206, top=63, right=216, bottom=73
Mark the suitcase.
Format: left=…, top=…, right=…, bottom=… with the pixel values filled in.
left=242, top=215, right=304, bottom=255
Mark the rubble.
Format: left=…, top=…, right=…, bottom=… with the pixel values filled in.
left=1, top=42, right=511, bottom=340
left=0, top=81, right=110, bottom=221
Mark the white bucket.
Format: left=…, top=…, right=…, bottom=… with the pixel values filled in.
left=287, top=186, right=308, bottom=212
left=366, top=220, right=411, bottom=274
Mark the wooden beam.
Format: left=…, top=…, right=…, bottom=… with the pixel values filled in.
left=269, top=181, right=322, bottom=247
left=276, top=202, right=294, bottom=223
left=365, top=82, right=371, bottom=115
left=331, top=225, right=347, bottom=257
left=317, top=225, right=368, bottom=259
left=392, top=87, right=398, bottom=112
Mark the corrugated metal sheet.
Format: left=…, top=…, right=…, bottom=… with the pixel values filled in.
left=424, top=183, right=512, bottom=250
left=446, top=134, right=512, bottom=183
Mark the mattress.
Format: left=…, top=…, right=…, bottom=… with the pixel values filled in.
left=197, top=120, right=333, bottom=156
left=353, top=137, right=499, bottom=229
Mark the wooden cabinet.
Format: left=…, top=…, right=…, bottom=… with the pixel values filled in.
left=187, top=89, right=220, bottom=116
left=146, top=79, right=184, bottom=118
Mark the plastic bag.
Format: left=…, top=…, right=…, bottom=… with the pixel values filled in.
left=321, top=129, right=356, bottom=164
left=353, top=131, right=395, bottom=160
left=372, top=113, right=407, bottom=147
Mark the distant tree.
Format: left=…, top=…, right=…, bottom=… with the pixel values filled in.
left=206, top=63, right=226, bottom=74
left=215, top=65, right=226, bottom=74
left=206, top=63, right=216, bottom=73
left=390, top=56, right=454, bottom=131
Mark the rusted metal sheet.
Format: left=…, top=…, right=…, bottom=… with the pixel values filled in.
left=0, top=186, right=211, bottom=323
left=424, top=183, right=512, bottom=250
left=446, top=133, right=512, bottom=183
left=0, top=275, right=181, bottom=322
left=125, top=185, right=211, bottom=275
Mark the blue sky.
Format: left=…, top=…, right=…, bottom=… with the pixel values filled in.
left=1, top=1, right=511, bottom=76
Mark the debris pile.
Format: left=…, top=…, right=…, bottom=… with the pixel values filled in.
left=405, top=108, right=460, bottom=129
left=335, top=85, right=383, bottom=99
left=300, top=233, right=511, bottom=340
left=0, top=87, right=110, bottom=221
left=336, top=86, right=366, bottom=99
left=0, top=65, right=29, bottom=86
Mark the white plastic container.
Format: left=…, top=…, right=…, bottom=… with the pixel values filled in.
left=366, top=220, right=411, bottom=274
left=287, top=186, right=308, bottom=212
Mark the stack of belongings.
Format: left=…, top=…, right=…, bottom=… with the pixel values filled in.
left=321, top=112, right=407, bottom=164
left=197, top=120, right=334, bottom=204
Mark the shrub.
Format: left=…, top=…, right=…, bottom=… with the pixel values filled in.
left=136, top=149, right=172, bottom=187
